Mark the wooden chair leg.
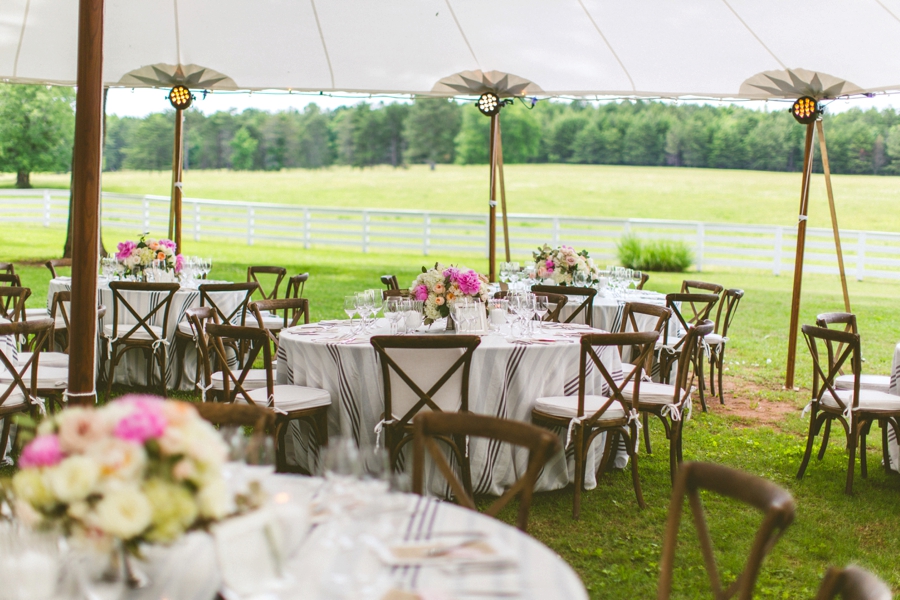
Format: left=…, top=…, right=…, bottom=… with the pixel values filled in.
left=881, top=419, right=892, bottom=474
left=669, top=420, right=681, bottom=483
left=696, top=353, right=708, bottom=413
left=846, top=420, right=858, bottom=495
left=572, top=426, right=584, bottom=520
left=0, top=417, right=11, bottom=464
left=797, top=411, right=820, bottom=479
left=860, top=420, right=871, bottom=479
left=817, top=418, right=832, bottom=461
left=708, top=349, right=717, bottom=398
left=642, top=412, right=652, bottom=454
left=717, top=347, right=726, bottom=404
left=627, top=425, right=645, bottom=509
left=158, top=349, right=168, bottom=398
left=105, top=346, right=122, bottom=402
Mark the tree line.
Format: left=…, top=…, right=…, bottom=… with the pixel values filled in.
left=6, top=84, right=900, bottom=187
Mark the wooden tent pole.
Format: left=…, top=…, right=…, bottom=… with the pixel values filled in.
left=497, top=116, right=511, bottom=262
left=171, top=108, right=184, bottom=252
left=815, top=120, right=851, bottom=313
left=488, top=114, right=498, bottom=282
left=67, top=0, right=104, bottom=406
left=784, top=122, right=816, bottom=389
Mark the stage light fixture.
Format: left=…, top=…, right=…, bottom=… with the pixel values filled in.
left=169, top=85, right=194, bottom=110
left=477, top=92, right=500, bottom=116
left=791, top=96, right=820, bottom=124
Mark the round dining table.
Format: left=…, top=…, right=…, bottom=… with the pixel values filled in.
left=45, top=278, right=246, bottom=391
left=277, top=319, right=625, bottom=495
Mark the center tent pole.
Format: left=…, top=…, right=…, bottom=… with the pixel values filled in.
left=488, top=113, right=498, bottom=282
left=784, top=122, right=816, bottom=390
left=170, top=108, right=185, bottom=252
left=67, top=0, right=105, bottom=406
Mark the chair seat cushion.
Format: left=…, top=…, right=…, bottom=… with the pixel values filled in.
left=705, top=333, right=725, bottom=346
left=622, top=381, right=682, bottom=405
left=176, top=321, right=195, bottom=336
left=533, top=395, right=625, bottom=420
left=0, top=366, right=68, bottom=390
left=835, top=374, right=890, bottom=393
left=0, top=390, right=26, bottom=408
left=19, top=352, right=69, bottom=369
left=103, top=323, right=164, bottom=341
left=827, top=389, right=900, bottom=413
left=211, top=369, right=268, bottom=391
left=251, top=314, right=285, bottom=329
left=241, top=385, right=331, bottom=412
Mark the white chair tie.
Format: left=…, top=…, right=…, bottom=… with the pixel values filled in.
left=104, top=335, right=119, bottom=356
left=196, top=380, right=214, bottom=403
left=683, top=397, right=693, bottom=421
left=151, top=338, right=170, bottom=352
left=465, top=435, right=470, bottom=458
left=29, top=395, right=46, bottom=415
left=565, top=416, right=584, bottom=448
left=800, top=401, right=813, bottom=420
left=373, top=418, right=396, bottom=448
left=660, top=403, right=682, bottom=422
left=627, top=408, right=642, bottom=429
left=63, top=389, right=96, bottom=403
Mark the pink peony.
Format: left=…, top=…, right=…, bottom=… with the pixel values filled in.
left=545, top=260, right=555, bottom=273
left=158, top=239, right=177, bottom=251
left=19, top=435, right=64, bottom=468
left=115, top=241, right=136, bottom=261
left=442, top=267, right=460, bottom=282
left=114, top=397, right=168, bottom=443
left=456, top=270, right=481, bottom=296
left=174, top=254, right=184, bottom=273
left=414, top=285, right=429, bottom=301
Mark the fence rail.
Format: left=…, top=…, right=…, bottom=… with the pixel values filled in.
left=4, top=189, right=900, bottom=280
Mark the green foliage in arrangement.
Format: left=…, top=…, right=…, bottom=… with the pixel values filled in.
left=617, top=234, right=693, bottom=272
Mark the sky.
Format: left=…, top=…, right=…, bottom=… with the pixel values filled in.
left=104, top=87, right=900, bottom=119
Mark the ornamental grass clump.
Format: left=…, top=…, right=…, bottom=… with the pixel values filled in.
left=617, top=234, right=693, bottom=272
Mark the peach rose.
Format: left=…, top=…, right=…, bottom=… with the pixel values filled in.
left=434, top=296, right=445, bottom=306
left=433, top=282, right=445, bottom=294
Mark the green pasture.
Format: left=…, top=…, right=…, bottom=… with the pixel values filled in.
left=3, top=218, right=900, bottom=597
left=7, top=163, right=900, bottom=232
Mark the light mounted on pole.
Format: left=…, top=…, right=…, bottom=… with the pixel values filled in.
left=476, top=92, right=512, bottom=117
left=791, top=96, right=821, bottom=124
left=168, top=84, right=194, bottom=110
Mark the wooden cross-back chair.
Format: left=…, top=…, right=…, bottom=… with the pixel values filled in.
left=247, top=266, right=287, bottom=302
left=706, top=289, right=745, bottom=403
left=533, top=331, right=658, bottom=518
left=0, top=286, right=28, bottom=322
left=412, top=411, right=560, bottom=532
left=104, top=282, right=179, bottom=401
left=188, top=307, right=239, bottom=403
left=205, top=322, right=330, bottom=472
left=0, top=263, right=14, bottom=276
left=657, top=461, right=795, bottom=600
left=815, top=312, right=889, bottom=390
left=531, top=285, right=596, bottom=327
left=0, top=273, right=21, bottom=287
left=626, top=321, right=714, bottom=482
left=382, top=288, right=410, bottom=300
left=660, top=292, right=719, bottom=410
left=680, top=279, right=724, bottom=297
left=44, top=259, right=72, bottom=279
left=286, top=273, right=309, bottom=300
left=815, top=566, right=892, bottom=600
left=370, top=335, right=480, bottom=470
left=251, top=298, right=310, bottom=358
left=381, top=275, right=400, bottom=291
left=494, top=290, right=569, bottom=322
left=0, top=319, right=52, bottom=455
left=637, top=272, right=650, bottom=290
left=797, top=325, right=900, bottom=494
left=619, top=301, right=672, bottom=374
left=193, top=400, right=276, bottom=430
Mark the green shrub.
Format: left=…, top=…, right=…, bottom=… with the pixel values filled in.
left=616, top=234, right=693, bottom=272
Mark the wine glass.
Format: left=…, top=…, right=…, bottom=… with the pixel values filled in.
left=383, top=297, right=401, bottom=335
left=632, top=270, right=643, bottom=290
left=499, top=262, right=510, bottom=285
left=343, top=296, right=358, bottom=331
left=508, top=262, right=521, bottom=289
left=534, top=295, right=549, bottom=332
left=573, top=270, right=588, bottom=287
left=368, top=289, right=383, bottom=324
left=204, top=257, right=213, bottom=279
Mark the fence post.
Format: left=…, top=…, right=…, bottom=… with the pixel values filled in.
left=303, top=208, right=311, bottom=250
left=362, top=210, right=369, bottom=253
left=695, top=222, right=705, bottom=273
left=773, top=227, right=783, bottom=276
left=193, top=202, right=200, bottom=242
left=423, top=213, right=430, bottom=256
left=857, top=231, right=866, bottom=281
left=43, top=190, right=51, bottom=227
left=143, top=197, right=151, bottom=232
left=247, top=206, right=255, bottom=246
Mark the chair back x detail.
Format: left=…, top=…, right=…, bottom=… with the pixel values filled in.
left=532, top=285, right=596, bottom=327
left=205, top=323, right=273, bottom=406
left=412, top=411, right=560, bottom=532
left=107, top=282, right=179, bottom=344
left=199, top=282, right=259, bottom=327
left=247, top=266, right=287, bottom=302
left=0, top=286, right=29, bottom=322
left=45, top=259, right=72, bottom=279
left=0, top=319, right=52, bottom=409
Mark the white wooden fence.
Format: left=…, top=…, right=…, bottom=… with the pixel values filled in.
left=3, top=188, right=900, bottom=280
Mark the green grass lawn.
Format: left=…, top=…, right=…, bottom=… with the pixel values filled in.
left=4, top=221, right=900, bottom=597
left=8, top=163, right=900, bottom=232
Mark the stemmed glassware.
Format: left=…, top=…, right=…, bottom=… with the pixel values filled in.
left=507, top=262, right=521, bottom=290
left=573, top=269, right=588, bottom=287
left=384, top=297, right=403, bottom=335
left=631, top=269, right=642, bottom=291
left=534, top=295, right=549, bottom=333
left=344, top=296, right=359, bottom=332
left=100, top=257, right=117, bottom=280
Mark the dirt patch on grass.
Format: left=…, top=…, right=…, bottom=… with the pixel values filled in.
left=703, top=374, right=802, bottom=431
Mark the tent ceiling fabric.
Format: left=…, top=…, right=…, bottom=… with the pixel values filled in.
left=3, top=0, right=900, bottom=99
left=739, top=69, right=862, bottom=100
left=431, top=70, right=543, bottom=97
left=117, top=64, right=237, bottom=90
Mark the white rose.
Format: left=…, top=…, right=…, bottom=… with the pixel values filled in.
left=183, top=423, right=228, bottom=467
left=46, top=456, right=100, bottom=503
left=197, top=479, right=234, bottom=520
left=87, top=438, right=147, bottom=482
left=90, top=486, right=152, bottom=540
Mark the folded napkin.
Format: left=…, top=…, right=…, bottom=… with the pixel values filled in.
left=214, top=507, right=287, bottom=597
left=371, top=534, right=512, bottom=567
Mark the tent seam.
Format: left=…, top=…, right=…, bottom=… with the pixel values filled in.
left=13, top=0, right=31, bottom=78
left=576, top=0, right=635, bottom=92
left=720, top=0, right=786, bottom=70
left=444, top=0, right=480, bottom=68
left=872, top=0, right=900, bottom=26
left=309, top=0, right=335, bottom=89
left=173, top=0, right=182, bottom=65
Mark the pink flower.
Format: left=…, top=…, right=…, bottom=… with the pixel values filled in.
left=442, top=267, right=460, bottom=282
left=115, top=241, right=136, bottom=261
left=158, top=239, right=177, bottom=251
left=19, top=435, right=63, bottom=468
left=545, top=260, right=555, bottom=273
left=566, top=255, right=577, bottom=266
left=456, top=270, right=481, bottom=296
left=414, top=285, right=429, bottom=301
left=114, top=396, right=168, bottom=443
left=174, top=254, right=184, bottom=273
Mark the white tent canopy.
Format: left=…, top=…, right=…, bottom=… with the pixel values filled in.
left=4, top=0, right=900, bottom=99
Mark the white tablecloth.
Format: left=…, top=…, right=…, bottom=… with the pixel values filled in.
left=46, top=278, right=245, bottom=391
left=557, top=289, right=672, bottom=332
left=886, top=342, right=900, bottom=470
left=277, top=320, right=625, bottom=495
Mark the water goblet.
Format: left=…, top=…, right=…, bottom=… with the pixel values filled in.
left=534, top=295, right=549, bottom=332
left=344, top=296, right=359, bottom=332
left=632, top=269, right=643, bottom=290
left=383, top=297, right=402, bottom=335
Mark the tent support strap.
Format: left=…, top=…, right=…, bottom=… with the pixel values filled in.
left=497, top=116, right=510, bottom=263
left=816, top=120, right=850, bottom=312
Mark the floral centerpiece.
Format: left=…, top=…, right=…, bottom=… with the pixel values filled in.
left=411, top=263, right=490, bottom=326
left=115, top=234, right=184, bottom=278
left=10, top=396, right=234, bottom=552
left=533, top=244, right=601, bottom=286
